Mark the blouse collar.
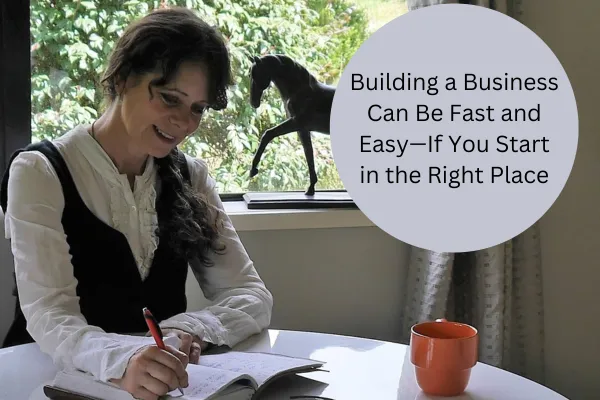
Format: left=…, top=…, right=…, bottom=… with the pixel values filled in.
left=72, top=124, right=156, bottom=188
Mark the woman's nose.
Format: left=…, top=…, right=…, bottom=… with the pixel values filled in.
left=169, top=113, right=198, bottom=135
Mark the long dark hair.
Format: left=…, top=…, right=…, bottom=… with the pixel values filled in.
left=100, top=6, right=232, bottom=267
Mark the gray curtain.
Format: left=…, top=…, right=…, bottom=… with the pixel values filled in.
left=398, top=0, right=545, bottom=386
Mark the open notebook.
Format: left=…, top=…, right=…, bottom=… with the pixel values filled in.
left=43, top=350, right=325, bottom=400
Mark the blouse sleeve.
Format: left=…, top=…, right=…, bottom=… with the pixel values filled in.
left=157, top=156, right=273, bottom=348
left=3, top=151, right=175, bottom=382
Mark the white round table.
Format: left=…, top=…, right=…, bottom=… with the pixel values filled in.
left=0, top=329, right=568, bottom=400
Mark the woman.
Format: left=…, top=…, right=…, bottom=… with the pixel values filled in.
left=1, top=6, right=273, bottom=400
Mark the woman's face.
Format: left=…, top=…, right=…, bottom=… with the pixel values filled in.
left=118, top=61, right=210, bottom=158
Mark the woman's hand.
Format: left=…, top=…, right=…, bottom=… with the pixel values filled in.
left=111, top=345, right=189, bottom=400
left=161, top=328, right=206, bottom=364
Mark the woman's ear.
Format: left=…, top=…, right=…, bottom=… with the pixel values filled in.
left=113, top=80, right=125, bottom=102
left=114, top=74, right=134, bottom=99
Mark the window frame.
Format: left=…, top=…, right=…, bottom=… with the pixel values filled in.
left=0, top=0, right=31, bottom=174
left=1, top=0, right=347, bottom=203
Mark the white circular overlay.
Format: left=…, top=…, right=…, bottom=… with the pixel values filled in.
left=329, top=4, right=578, bottom=253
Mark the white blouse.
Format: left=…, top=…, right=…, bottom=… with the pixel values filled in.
left=2, top=125, right=273, bottom=383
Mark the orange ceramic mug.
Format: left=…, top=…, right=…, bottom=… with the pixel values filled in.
left=410, top=318, right=478, bottom=396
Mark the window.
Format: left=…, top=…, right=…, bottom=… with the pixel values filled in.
left=3, top=0, right=407, bottom=200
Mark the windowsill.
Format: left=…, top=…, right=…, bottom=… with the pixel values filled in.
left=222, top=201, right=375, bottom=231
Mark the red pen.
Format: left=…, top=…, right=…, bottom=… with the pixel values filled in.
left=143, top=307, right=185, bottom=396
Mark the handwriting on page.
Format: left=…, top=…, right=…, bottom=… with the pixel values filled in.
left=199, top=352, right=318, bottom=387
left=167, top=364, right=244, bottom=400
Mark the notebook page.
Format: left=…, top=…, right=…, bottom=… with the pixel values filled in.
left=53, top=365, right=251, bottom=400
left=53, top=370, right=133, bottom=400
left=168, top=364, right=253, bottom=400
left=198, top=351, right=323, bottom=387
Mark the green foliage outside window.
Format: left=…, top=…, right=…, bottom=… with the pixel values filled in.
left=30, top=0, right=370, bottom=192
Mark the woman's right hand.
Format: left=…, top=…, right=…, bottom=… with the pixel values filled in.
left=112, top=345, right=189, bottom=400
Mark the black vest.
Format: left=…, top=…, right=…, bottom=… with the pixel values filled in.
left=1, top=140, right=189, bottom=347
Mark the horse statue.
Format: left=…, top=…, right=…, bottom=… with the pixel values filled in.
left=248, top=54, right=336, bottom=196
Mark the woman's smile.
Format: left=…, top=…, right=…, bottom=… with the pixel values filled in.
left=153, top=125, right=177, bottom=143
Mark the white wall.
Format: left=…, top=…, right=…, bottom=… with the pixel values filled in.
left=518, top=1, right=600, bottom=399
left=187, top=226, right=410, bottom=342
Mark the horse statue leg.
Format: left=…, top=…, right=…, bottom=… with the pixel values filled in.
left=250, top=117, right=299, bottom=178
left=297, top=129, right=318, bottom=196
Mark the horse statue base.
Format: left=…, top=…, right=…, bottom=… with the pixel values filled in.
left=243, top=191, right=357, bottom=210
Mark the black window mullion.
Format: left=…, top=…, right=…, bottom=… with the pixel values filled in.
left=0, top=0, right=31, bottom=172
